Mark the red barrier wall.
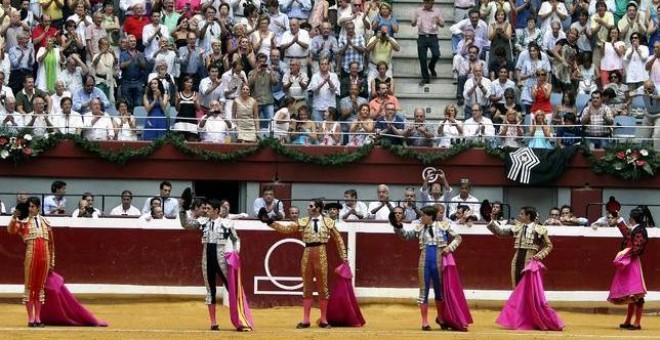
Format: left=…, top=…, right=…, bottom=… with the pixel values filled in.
left=1, top=220, right=657, bottom=307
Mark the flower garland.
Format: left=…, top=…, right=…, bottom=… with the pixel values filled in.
left=0, top=130, right=36, bottom=164
left=589, top=144, right=659, bottom=181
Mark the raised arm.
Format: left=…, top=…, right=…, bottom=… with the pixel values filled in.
left=486, top=220, right=514, bottom=238
left=179, top=209, right=202, bottom=230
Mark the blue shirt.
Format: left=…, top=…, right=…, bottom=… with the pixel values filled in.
left=375, top=114, right=405, bottom=145
left=9, top=45, right=34, bottom=70
left=72, top=88, right=111, bottom=113
left=177, top=46, right=203, bottom=75
left=279, top=0, right=312, bottom=20
left=515, top=0, right=543, bottom=29
left=119, top=50, right=148, bottom=81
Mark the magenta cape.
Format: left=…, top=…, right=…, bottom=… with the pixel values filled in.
left=441, top=253, right=473, bottom=331
left=41, top=272, right=108, bottom=327
left=607, top=248, right=647, bottom=304
left=327, top=263, right=366, bottom=327
left=224, top=251, right=255, bottom=330
left=496, top=259, right=564, bottom=331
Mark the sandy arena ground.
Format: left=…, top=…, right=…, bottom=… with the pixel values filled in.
left=0, top=300, right=658, bottom=339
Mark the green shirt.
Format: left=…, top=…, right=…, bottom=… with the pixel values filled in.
left=16, top=89, right=48, bottom=113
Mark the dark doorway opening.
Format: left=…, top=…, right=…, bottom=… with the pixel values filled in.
left=193, top=181, right=241, bottom=213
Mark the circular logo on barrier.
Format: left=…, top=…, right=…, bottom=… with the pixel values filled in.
left=422, top=167, right=443, bottom=182
left=264, top=238, right=305, bottom=290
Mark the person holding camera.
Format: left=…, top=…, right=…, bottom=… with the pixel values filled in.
left=71, top=193, right=101, bottom=218
left=366, top=25, right=400, bottom=85
left=72, top=199, right=100, bottom=218
left=199, top=100, right=234, bottom=143
left=403, top=108, right=435, bottom=147
left=198, top=6, right=221, bottom=54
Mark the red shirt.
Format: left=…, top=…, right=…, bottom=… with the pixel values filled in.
left=31, top=25, right=59, bottom=49
left=123, top=16, right=150, bottom=42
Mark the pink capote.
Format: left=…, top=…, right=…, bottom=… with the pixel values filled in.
left=496, top=259, right=564, bottom=331
left=224, top=252, right=255, bottom=331
left=607, top=248, right=647, bottom=304
left=441, top=253, right=473, bottom=331
left=327, top=263, right=366, bottom=327
left=41, top=272, right=108, bottom=327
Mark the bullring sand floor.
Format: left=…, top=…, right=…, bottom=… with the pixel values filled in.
left=0, top=301, right=658, bottom=339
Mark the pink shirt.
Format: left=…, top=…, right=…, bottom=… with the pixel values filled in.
left=175, top=0, right=202, bottom=17
left=412, top=7, right=443, bottom=35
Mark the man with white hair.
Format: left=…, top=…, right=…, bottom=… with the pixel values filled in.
left=0, top=97, right=22, bottom=132
left=49, top=80, right=71, bottom=115
left=23, top=96, right=55, bottom=137
left=58, top=54, right=88, bottom=92
left=198, top=100, right=234, bottom=143
left=279, top=19, right=310, bottom=71
left=367, top=184, right=395, bottom=220
left=83, top=98, right=115, bottom=140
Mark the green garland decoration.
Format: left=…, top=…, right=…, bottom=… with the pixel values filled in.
left=379, top=140, right=477, bottom=164
left=31, top=133, right=170, bottom=165
left=10, top=133, right=660, bottom=181
left=265, top=138, right=376, bottom=165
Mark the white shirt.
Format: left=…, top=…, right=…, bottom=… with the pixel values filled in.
left=197, top=19, right=221, bottom=54
left=83, top=112, right=115, bottom=140
left=463, top=116, right=495, bottom=139
left=119, top=0, right=142, bottom=11
left=58, top=67, right=85, bottom=93
left=419, top=186, right=453, bottom=208
left=49, top=91, right=72, bottom=115
left=143, top=24, right=170, bottom=60
left=71, top=207, right=101, bottom=218
left=109, top=204, right=142, bottom=216
left=52, top=111, right=84, bottom=134
left=22, top=111, right=51, bottom=137
left=199, top=115, right=231, bottom=142
left=279, top=29, right=311, bottom=58
left=308, top=71, right=340, bottom=111
left=220, top=70, right=248, bottom=100
left=151, top=50, right=178, bottom=77
left=463, top=77, right=492, bottom=107
left=624, top=46, right=650, bottom=83
left=448, top=194, right=481, bottom=221
left=537, top=2, right=568, bottom=33
left=339, top=201, right=368, bottom=220
left=366, top=201, right=393, bottom=220
left=199, top=77, right=226, bottom=108
left=141, top=196, right=179, bottom=218
left=0, top=110, right=23, bottom=132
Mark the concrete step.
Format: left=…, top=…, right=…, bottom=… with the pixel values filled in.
left=394, top=81, right=457, bottom=97
left=391, top=58, right=454, bottom=79
left=394, top=24, right=453, bottom=40
left=398, top=97, right=458, bottom=119
left=394, top=39, right=454, bottom=59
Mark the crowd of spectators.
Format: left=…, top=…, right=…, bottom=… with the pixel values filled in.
left=3, top=178, right=655, bottom=227
left=0, top=0, right=656, bottom=149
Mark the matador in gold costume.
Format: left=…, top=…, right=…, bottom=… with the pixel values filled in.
left=259, top=199, right=347, bottom=329
left=7, top=197, right=55, bottom=327
left=486, top=206, right=553, bottom=288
